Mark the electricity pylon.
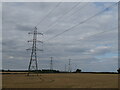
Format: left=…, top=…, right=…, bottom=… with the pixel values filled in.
left=26, top=27, right=43, bottom=76
left=50, top=57, right=53, bottom=70
left=68, top=59, right=71, bottom=72
left=65, top=64, right=66, bottom=72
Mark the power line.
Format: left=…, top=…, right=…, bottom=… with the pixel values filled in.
left=35, top=2, right=62, bottom=27
left=42, top=29, right=117, bottom=69
left=43, top=27, right=117, bottom=54
left=44, top=2, right=89, bottom=34
left=63, top=2, right=89, bottom=21
left=42, top=3, right=117, bottom=62
left=45, top=3, right=117, bottom=42
left=42, top=28, right=117, bottom=59
left=78, top=27, right=117, bottom=41
left=44, top=2, right=81, bottom=33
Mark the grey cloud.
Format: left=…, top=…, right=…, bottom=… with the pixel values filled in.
left=15, top=24, right=33, bottom=31
left=2, top=2, right=118, bottom=72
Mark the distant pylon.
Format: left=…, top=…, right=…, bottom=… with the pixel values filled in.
left=50, top=57, right=53, bottom=70
left=68, top=59, right=71, bottom=72
left=26, top=27, right=43, bottom=76
left=65, top=64, right=66, bottom=72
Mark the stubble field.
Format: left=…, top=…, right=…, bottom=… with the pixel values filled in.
left=2, top=73, right=118, bottom=88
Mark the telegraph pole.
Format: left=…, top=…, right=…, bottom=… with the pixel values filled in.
left=27, top=27, right=43, bottom=76
left=68, top=59, right=71, bottom=72
left=50, top=57, right=53, bottom=70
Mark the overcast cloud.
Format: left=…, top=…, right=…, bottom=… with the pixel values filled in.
left=2, top=2, right=118, bottom=72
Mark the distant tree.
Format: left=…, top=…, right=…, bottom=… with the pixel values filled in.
left=117, top=68, right=120, bottom=74
left=76, top=69, right=82, bottom=73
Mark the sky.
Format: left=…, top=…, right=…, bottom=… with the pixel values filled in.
left=2, top=2, right=118, bottom=72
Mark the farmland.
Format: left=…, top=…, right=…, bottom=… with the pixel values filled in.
left=2, top=73, right=118, bottom=88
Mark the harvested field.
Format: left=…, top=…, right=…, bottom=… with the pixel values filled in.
left=2, top=73, right=118, bottom=88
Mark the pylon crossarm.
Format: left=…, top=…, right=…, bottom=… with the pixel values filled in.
left=28, top=32, right=43, bottom=35
left=28, top=40, right=43, bottom=43
left=26, top=48, right=43, bottom=51
left=36, top=49, right=43, bottom=51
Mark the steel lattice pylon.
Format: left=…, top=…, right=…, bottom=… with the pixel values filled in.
left=68, top=59, right=71, bottom=72
left=27, top=27, right=43, bottom=76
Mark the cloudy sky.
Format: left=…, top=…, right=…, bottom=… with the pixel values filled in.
left=2, top=2, right=118, bottom=72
